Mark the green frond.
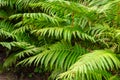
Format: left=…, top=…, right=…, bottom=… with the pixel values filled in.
left=94, top=0, right=120, bottom=13
left=0, top=21, right=16, bottom=39
left=1, top=41, right=45, bottom=68
left=34, top=26, right=95, bottom=42
left=3, top=53, right=18, bottom=68
left=0, top=29, right=14, bottom=39
left=108, top=75, right=120, bottom=80
left=58, top=50, right=120, bottom=80
left=30, top=0, right=116, bottom=14
left=0, top=0, right=120, bottom=79
left=0, top=0, right=8, bottom=7
left=0, top=21, right=15, bottom=39
left=9, top=13, right=64, bottom=26
left=12, top=25, right=33, bottom=34
left=18, top=41, right=87, bottom=70
left=0, top=21, right=14, bottom=31
left=29, top=1, right=90, bottom=16
left=87, top=24, right=109, bottom=37
left=0, top=0, right=39, bottom=10
left=3, top=46, right=44, bottom=68
left=0, top=42, right=32, bottom=50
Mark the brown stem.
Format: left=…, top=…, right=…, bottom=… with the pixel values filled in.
left=71, top=12, right=74, bottom=27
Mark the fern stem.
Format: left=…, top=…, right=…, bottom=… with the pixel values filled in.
left=71, top=12, right=74, bottom=27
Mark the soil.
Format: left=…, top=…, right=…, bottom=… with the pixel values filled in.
left=0, top=74, right=7, bottom=80
left=0, top=73, right=44, bottom=80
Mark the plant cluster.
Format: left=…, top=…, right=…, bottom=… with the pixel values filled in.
left=0, top=0, right=120, bottom=80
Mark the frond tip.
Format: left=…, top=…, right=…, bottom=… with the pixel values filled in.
left=57, top=50, right=120, bottom=80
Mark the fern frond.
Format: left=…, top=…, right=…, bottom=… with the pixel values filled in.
left=0, top=0, right=39, bottom=10
left=29, top=1, right=90, bottom=16
left=1, top=41, right=46, bottom=68
left=0, top=29, right=14, bottom=39
left=0, top=42, right=32, bottom=50
left=3, top=53, right=18, bottom=68
left=58, top=50, right=120, bottom=80
left=12, top=25, right=33, bottom=34
left=0, top=21, right=14, bottom=31
left=18, top=41, right=87, bottom=70
left=30, top=0, right=120, bottom=22
left=3, top=46, right=45, bottom=68
left=94, top=0, right=120, bottom=13
left=9, top=13, right=65, bottom=26
left=0, top=0, right=8, bottom=7
left=34, top=26, right=95, bottom=42
left=87, top=24, right=108, bottom=37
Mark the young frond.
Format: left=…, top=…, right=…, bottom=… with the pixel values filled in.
left=58, top=50, right=120, bottom=80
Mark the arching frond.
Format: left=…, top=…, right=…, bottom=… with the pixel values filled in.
left=18, top=41, right=87, bottom=70
left=58, top=50, right=120, bottom=80
left=0, top=41, right=46, bottom=68
left=30, top=0, right=120, bottom=16
left=9, top=13, right=65, bottom=26
left=0, top=0, right=120, bottom=79
left=29, top=1, right=91, bottom=16
left=12, top=25, right=33, bottom=34
left=3, top=46, right=44, bottom=68
left=34, top=26, right=95, bottom=42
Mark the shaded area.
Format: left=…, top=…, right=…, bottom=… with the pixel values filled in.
left=0, top=73, right=48, bottom=80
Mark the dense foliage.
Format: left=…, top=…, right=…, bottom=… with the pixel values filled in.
left=0, top=0, right=120, bottom=80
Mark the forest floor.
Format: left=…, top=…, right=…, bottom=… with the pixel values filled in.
left=0, top=75, right=37, bottom=80
left=0, top=74, right=18, bottom=80
left=0, top=74, right=7, bottom=80
left=0, top=49, right=47, bottom=80
left=0, top=73, right=44, bottom=80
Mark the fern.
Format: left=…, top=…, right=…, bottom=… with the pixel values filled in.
left=58, top=50, right=120, bottom=80
left=0, top=42, right=32, bottom=50
left=0, top=21, right=16, bottom=39
left=3, top=47, right=44, bottom=68
left=0, top=0, right=39, bottom=9
left=18, top=41, right=87, bottom=70
left=0, top=29, right=14, bottom=39
left=0, top=0, right=120, bottom=80
left=34, top=26, right=95, bottom=42
left=9, top=13, right=65, bottom=26
left=1, top=41, right=46, bottom=68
